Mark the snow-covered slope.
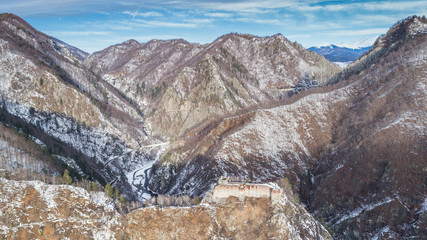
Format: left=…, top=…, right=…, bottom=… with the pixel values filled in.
left=0, top=13, right=155, bottom=200
left=148, top=16, right=427, bottom=239
left=0, top=178, right=121, bottom=239
left=0, top=177, right=331, bottom=239
left=86, top=33, right=340, bottom=137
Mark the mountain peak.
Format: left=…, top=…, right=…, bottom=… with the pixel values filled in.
left=375, top=15, right=427, bottom=48
left=0, top=12, right=39, bottom=34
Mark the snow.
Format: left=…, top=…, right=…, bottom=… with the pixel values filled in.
left=408, top=18, right=427, bottom=36
left=55, top=155, right=86, bottom=177
left=0, top=177, right=120, bottom=239
left=419, top=198, right=427, bottom=213
left=215, top=83, right=353, bottom=165
left=333, top=197, right=394, bottom=225
left=334, top=61, right=352, bottom=68
left=372, top=226, right=390, bottom=240
left=335, top=36, right=378, bottom=49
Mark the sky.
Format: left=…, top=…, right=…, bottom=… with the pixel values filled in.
left=1, top=0, right=425, bottom=53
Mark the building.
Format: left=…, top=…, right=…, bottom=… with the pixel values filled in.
left=205, top=176, right=282, bottom=204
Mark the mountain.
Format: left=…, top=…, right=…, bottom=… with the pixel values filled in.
left=85, top=34, right=340, bottom=137
left=308, top=44, right=371, bottom=63
left=335, top=36, right=377, bottom=49
left=1, top=12, right=426, bottom=240
left=308, top=37, right=377, bottom=65
left=145, top=16, right=427, bottom=239
left=0, top=13, right=154, bottom=200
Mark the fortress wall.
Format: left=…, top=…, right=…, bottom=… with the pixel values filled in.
left=271, top=189, right=282, bottom=203
left=211, top=184, right=276, bottom=202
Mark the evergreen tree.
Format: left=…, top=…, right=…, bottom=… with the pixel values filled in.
left=114, top=187, right=119, bottom=199
left=62, top=169, right=72, bottom=185
left=105, top=183, right=113, bottom=197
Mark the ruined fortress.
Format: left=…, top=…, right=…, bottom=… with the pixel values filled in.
left=203, top=177, right=282, bottom=204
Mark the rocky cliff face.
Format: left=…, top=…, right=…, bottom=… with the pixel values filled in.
left=0, top=177, right=331, bottom=240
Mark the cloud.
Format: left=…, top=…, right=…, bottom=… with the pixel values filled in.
left=235, top=18, right=282, bottom=25
left=326, top=28, right=388, bottom=37
left=123, top=11, right=163, bottom=17
left=286, top=34, right=310, bottom=39
left=131, top=19, right=198, bottom=28
left=47, top=31, right=110, bottom=36
left=204, top=12, right=234, bottom=18
left=294, top=0, right=427, bottom=12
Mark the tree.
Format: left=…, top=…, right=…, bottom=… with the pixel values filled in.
left=105, top=183, right=113, bottom=198
left=114, top=187, right=119, bottom=199
left=63, top=169, right=72, bottom=185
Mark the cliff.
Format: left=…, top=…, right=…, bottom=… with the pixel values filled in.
left=0, top=177, right=331, bottom=240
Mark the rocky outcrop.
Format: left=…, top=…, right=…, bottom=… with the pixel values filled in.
left=0, top=178, right=124, bottom=239
left=0, top=177, right=331, bottom=240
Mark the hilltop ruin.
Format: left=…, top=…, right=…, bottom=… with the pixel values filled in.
left=203, top=176, right=282, bottom=204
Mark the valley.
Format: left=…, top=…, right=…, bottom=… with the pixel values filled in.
left=0, top=12, right=426, bottom=239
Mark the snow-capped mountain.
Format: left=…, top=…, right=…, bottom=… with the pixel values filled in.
left=308, top=44, right=371, bottom=64
left=309, top=37, right=377, bottom=66
left=335, top=36, right=378, bottom=49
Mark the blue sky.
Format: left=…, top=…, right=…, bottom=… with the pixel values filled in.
left=1, top=0, right=425, bottom=53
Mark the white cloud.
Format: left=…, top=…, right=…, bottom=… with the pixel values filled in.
left=327, top=28, right=388, bottom=37
left=294, top=0, right=427, bottom=12
left=131, top=19, right=198, bottom=28
left=204, top=12, right=234, bottom=18
left=185, top=0, right=307, bottom=13
left=123, top=11, right=163, bottom=17
left=287, top=34, right=310, bottom=39
left=235, top=18, right=282, bottom=25
left=47, top=31, right=110, bottom=36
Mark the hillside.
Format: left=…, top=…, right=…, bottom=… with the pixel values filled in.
left=0, top=177, right=332, bottom=239
left=147, top=16, right=427, bottom=239
left=0, top=13, right=154, bottom=200
left=85, top=33, right=339, bottom=137
left=0, top=12, right=426, bottom=240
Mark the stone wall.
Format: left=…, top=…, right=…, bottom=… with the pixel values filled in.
left=209, top=183, right=281, bottom=204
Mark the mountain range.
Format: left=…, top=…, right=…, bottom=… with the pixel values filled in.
left=0, top=13, right=426, bottom=239
left=308, top=44, right=371, bottom=64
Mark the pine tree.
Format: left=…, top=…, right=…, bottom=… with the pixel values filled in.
left=114, top=187, right=119, bottom=199
left=105, top=183, right=113, bottom=197
left=62, top=169, right=72, bottom=185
